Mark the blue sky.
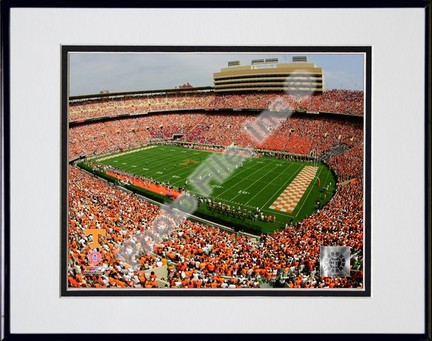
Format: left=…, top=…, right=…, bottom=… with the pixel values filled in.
left=69, top=52, right=365, bottom=96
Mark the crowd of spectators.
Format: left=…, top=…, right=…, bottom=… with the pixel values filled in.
left=68, top=166, right=161, bottom=288
left=69, top=89, right=364, bottom=121
left=211, top=90, right=363, bottom=116
left=68, top=166, right=363, bottom=289
left=257, top=117, right=362, bottom=156
left=69, top=117, right=153, bottom=159
left=326, top=144, right=364, bottom=181
left=69, top=112, right=363, bottom=161
left=68, top=94, right=364, bottom=289
left=69, top=92, right=214, bottom=121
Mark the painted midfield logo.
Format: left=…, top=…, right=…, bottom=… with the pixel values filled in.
left=320, top=246, right=350, bottom=277
left=181, top=159, right=199, bottom=166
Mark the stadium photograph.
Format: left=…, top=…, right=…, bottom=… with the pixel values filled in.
left=63, top=48, right=369, bottom=294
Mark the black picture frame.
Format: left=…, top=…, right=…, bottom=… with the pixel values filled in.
left=1, top=0, right=430, bottom=339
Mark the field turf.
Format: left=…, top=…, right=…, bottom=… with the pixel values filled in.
left=92, top=145, right=337, bottom=234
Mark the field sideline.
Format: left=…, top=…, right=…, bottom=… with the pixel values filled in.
left=93, top=144, right=337, bottom=233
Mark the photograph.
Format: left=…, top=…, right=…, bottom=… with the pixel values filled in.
left=64, top=48, right=369, bottom=294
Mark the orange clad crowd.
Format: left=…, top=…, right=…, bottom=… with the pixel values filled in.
left=68, top=163, right=363, bottom=289
left=69, top=112, right=362, bottom=162
left=69, top=89, right=363, bottom=122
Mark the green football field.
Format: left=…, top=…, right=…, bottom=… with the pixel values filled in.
left=90, top=144, right=337, bottom=234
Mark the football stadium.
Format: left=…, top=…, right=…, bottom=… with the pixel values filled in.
left=67, top=55, right=365, bottom=290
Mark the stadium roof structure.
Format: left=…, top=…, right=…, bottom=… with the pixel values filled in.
left=69, top=86, right=214, bottom=102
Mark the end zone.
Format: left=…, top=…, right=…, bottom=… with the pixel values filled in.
left=269, top=166, right=319, bottom=213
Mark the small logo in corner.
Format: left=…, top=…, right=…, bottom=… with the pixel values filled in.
left=320, top=246, right=350, bottom=278
left=87, top=251, right=102, bottom=266
left=84, top=251, right=104, bottom=276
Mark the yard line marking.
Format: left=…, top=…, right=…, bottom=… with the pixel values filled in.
left=213, top=159, right=275, bottom=199
left=155, top=157, right=204, bottom=179
left=269, top=166, right=319, bottom=213
left=245, top=162, right=297, bottom=205
left=229, top=159, right=280, bottom=202
left=98, top=146, right=175, bottom=169
left=128, top=147, right=190, bottom=168
left=125, top=146, right=220, bottom=186
left=108, top=146, right=199, bottom=179
left=97, top=146, right=306, bottom=219
left=206, top=157, right=265, bottom=192
left=95, top=145, right=156, bottom=161
left=119, top=146, right=204, bottom=178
